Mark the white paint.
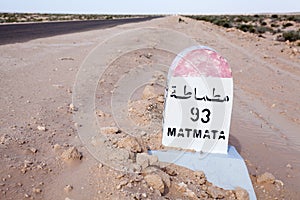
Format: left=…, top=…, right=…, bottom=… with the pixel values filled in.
left=162, top=76, right=233, bottom=154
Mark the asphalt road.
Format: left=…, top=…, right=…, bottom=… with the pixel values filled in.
left=0, top=16, right=160, bottom=45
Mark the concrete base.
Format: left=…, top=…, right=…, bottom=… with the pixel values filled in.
left=149, top=146, right=256, bottom=200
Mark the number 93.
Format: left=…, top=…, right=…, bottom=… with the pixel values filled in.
left=190, top=107, right=211, bottom=123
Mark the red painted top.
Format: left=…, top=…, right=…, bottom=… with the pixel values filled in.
left=172, top=47, right=232, bottom=78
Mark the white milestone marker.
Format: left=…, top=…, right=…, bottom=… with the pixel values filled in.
left=162, top=46, right=233, bottom=154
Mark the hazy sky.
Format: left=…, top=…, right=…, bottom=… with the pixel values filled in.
left=1, top=0, right=299, bottom=14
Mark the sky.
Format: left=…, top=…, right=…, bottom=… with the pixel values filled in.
left=0, top=0, right=299, bottom=15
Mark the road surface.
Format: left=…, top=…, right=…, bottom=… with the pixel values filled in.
left=0, top=16, right=160, bottom=45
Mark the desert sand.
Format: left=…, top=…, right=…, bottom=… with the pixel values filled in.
left=0, top=16, right=299, bottom=199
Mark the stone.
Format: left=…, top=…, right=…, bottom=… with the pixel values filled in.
left=64, top=185, right=73, bottom=193
left=194, top=171, right=206, bottom=185
left=142, top=193, right=147, bottom=198
left=159, top=171, right=171, bottom=189
left=207, top=186, right=225, bottom=199
left=96, top=109, right=108, bottom=117
left=198, top=177, right=206, bottom=185
left=100, top=127, right=120, bottom=134
left=144, top=174, right=164, bottom=194
left=117, top=137, right=142, bottom=153
left=142, top=85, right=156, bottom=100
left=148, top=154, right=159, bottom=166
left=29, top=147, right=37, bottom=153
left=184, top=188, right=197, bottom=199
left=53, top=143, right=61, bottom=151
left=136, top=153, right=158, bottom=169
left=37, top=125, right=46, bottom=131
left=156, top=95, right=164, bottom=103
left=257, top=172, right=275, bottom=184
left=98, top=163, right=103, bottom=168
left=235, top=187, right=249, bottom=200
left=142, top=166, right=170, bottom=189
left=194, top=170, right=205, bottom=178
left=275, top=179, right=284, bottom=187
left=136, top=153, right=149, bottom=169
left=177, top=182, right=187, bottom=193
left=164, top=166, right=177, bottom=176
left=200, top=190, right=208, bottom=198
left=117, top=180, right=128, bottom=190
left=225, top=190, right=237, bottom=199
left=0, top=134, right=10, bottom=144
left=69, top=103, right=78, bottom=111
left=32, top=188, right=42, bottom=193
left=286, top=164, right=292, bottom=169
left=61, top=147, right=82, bottom=161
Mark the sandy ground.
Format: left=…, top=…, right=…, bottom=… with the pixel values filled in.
left=0, top=16, right=299, bottom=199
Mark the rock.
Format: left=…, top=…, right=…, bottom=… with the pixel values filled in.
left=286, top=163, right=292, bottom=169
left=207, top=186, right=225, bottom=199
left=144, top=174, right=164, bottom=194
left=24, top=193, right=30, bottom=198
left=136, top=153, right=159, bottom=169
left=131, top=193, right=141, bottom=199
left=69, top=103, right=78, bottom=111
left=29, top=147, right=37, bottom=153
left=144, top=53, right=152, bottom=59
left=271, top=103, right=276, bottom=108
left=20, top=167, right=27, bottom=174
left=225, top=190, right=237, bottom=199
left=292, top=47, right=298, bottom=54
left=226, top=28, right=236, bottom=32
left=164, top=166, right=177, bottom=176
left=194, top=171, right=206, bottom=185
left=32, top=188, right=42, bottom=193
left=194, top=170, right=205, bottom=178
left=132, top=163, right=142, bottom=173
left=37, top=125, right=46, bottom=131
left=142, top=85, right=156, bottom=100
left=200, top=190, right=208, bottom=198
left=274, top=179, right=284, bottom=190
left=61, top=147, right=82, bottom=161
left=53, top=143, right=61, bottom=151
left=257, top=172, right=275, bottom=184
left=235, top=187, right=249, bottom=200
left=117, top=180, right=128, bottom=190
left=198, top=177, right=206, bottom=185
left=184, top=188, right=197, bottom=199
left=117, top=137, right=142, bottom=153
left=142, top=193, right=147, bottom=198
left=142, top=166, right=170, bottom=189
left=156, top=95, right=164, bottom=103
left=159, top=171, right=171, bottom=189
left=96, top=109, right=109, bottom=117
left=201, top=185, right=208, bottom=191
left=116, top=173, right=125, bottom=179
left=177, top=182, right=187, bottom=193
left=100, top=127, right=120, bottom=134
left=146, top=154, right=159, bottom=166
left=64, top=185, right=73, bottom=193
left=0, top=134, right=10, bottom=144
left=136, top=153, right=149, bottom=169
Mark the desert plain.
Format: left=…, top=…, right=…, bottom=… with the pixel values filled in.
left=0, top=15, right=299, bottom=199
